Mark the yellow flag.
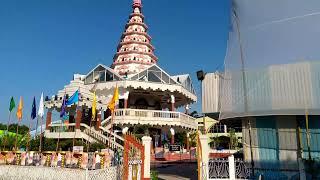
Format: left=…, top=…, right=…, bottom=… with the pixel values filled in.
left=16, top=96, right=23, bottom=121
left=92, top=92, right=97, bottom=120
left=108, top=86, right=119, bottom=112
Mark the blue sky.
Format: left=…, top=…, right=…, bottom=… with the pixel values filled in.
left=0, top=0, right=230, bottom=124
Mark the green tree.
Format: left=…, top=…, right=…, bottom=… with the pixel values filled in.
left=189, top=132, right=197, bottom=147
left=8, top=124, right=29, bottom=135
left=89, top=142, right=105, bottom=152
left=229, top=128, right=238, bottom=149
left=0, top=133, right=27, bottom=151
left=175, top=132, right=187, bottom=146
left=0, top=123, right=6, bottom=130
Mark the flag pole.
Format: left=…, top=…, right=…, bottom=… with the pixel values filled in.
left=107, top=85, right=118, bottom=152
left=56, top=91, right=66, bottom=152
left=72, top=87, right=80, bottom=149
left=87, top=117, right=93, bottom=153
left=87, top=91, right=95, bottom=153
left=108, top=110, right=115, bottom=152
left=39, top=115, right=43, bottom=152
left=3, top=111, right=12, bottom=150
left=35, top=116, right=39, bottom=139
left=56, top=119, right=63, bottom=152
left=27, top=115, right=32, bottom=152
left=15, top=121, right=20, bottom=151
left=38, top=93, right=44, bottom=152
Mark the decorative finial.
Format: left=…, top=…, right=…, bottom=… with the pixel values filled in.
left=133, top=0, right=142, bottom=7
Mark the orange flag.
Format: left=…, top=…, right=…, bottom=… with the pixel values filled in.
left=16, top=96, right=23, bottom=121
left=108, top=85, right=119, bottom=112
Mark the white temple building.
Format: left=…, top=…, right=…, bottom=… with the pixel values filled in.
left=43, top=0, right=197, bottom=149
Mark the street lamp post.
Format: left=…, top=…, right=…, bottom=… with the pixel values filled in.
left=197, top=70, right=206, bottom=134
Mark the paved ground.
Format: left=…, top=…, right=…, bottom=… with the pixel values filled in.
left=152, top=162, right=197, bottom=180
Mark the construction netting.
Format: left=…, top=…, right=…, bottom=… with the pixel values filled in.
left=219, top=0, right=320, bottom=120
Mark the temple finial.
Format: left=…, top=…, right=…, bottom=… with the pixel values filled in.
left=133, top=0, right=142, bottom=8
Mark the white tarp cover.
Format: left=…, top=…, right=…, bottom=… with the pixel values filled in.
left=220, top=0, right=320, bottom=119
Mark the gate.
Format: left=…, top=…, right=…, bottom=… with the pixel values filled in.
left=123, top=133, right=145, bottom=180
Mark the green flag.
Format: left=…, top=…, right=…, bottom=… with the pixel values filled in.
left=9, top=97, right=15, bottom=112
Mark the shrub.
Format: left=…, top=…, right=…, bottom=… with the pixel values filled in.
left=151, top=170, right=158, bottom=180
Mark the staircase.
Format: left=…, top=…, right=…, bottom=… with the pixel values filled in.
left=81, top=123, right=124, bottom=150
left=46, top=122, right=124, bottom=151
left=101, top=116, right=112, bottom=130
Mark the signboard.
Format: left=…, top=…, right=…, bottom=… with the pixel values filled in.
left=73, top=146, right=84, bottom=153
left=169, top=145, right=181, bottom=152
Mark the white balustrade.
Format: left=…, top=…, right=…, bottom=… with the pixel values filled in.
left=81, top=123, right=123, bottom=150
left=49, top=123, right=76, bottom=133
left=111, top=108, right=197, bottom=129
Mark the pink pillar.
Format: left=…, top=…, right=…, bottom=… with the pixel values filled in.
left=124, top=99, right=128, bottom=109
left=45, top=110, right=52, bottom=130
left=171, top=135, right=175, bottom=144
left=95, top=112, right=102, bottom=131
left=75, top=109, right=82, bottom=129
left=186, top=133, right=190, bottom=152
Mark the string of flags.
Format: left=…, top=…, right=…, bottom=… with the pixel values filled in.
left=5, top=85, right=119, bottom=129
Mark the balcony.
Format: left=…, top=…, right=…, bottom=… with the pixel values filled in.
left=110, top=109, right=197, bottom=130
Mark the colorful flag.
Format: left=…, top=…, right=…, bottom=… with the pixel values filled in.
left=38, top=93, right=44, bottom=118
left=31, top=97, right=37, bottom=119
left=16, top=97, right=23, bottom=120
left=66, top=90, right=79, bottom=106
left=92, top=92, right=97, bottom=120
left=9, top=97, right=15, bottom=112
left=108, top=86, right=119, bottom=112
left=60, top=95, right=67, bottom=118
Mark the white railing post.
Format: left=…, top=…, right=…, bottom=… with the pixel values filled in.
left=228, top=155, right=236, bottom=180
left=85, top=168, right=89, bottom=180
left=199, top=134, right=210, bottom=179
left=142, top=136, right=152, bottom=179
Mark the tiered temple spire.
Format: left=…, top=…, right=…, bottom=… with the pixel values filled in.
left=112, top=0, right=158, bottom=77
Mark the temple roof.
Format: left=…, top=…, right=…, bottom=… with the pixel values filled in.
left=112, top=0, right=158, bottom=77
left=171, top=74, right=196, bottom=94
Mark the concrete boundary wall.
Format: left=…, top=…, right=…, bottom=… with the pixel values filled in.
left=0, top=165, right=121, bottom=180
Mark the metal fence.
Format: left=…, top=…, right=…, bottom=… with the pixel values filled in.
left=208, top=157, right=301, bottom=180
left=208, top=158, right=229, bottom=179
left=235, top=159, right=251, bottom=179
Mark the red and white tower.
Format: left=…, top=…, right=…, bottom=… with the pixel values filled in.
left=112, top=0, right=158, bottom=77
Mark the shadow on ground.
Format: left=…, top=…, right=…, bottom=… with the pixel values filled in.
left=153, top=162, right=197, bottom=180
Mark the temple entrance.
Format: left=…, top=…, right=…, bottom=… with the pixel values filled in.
left=134, top=98, right=149, bottom=109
